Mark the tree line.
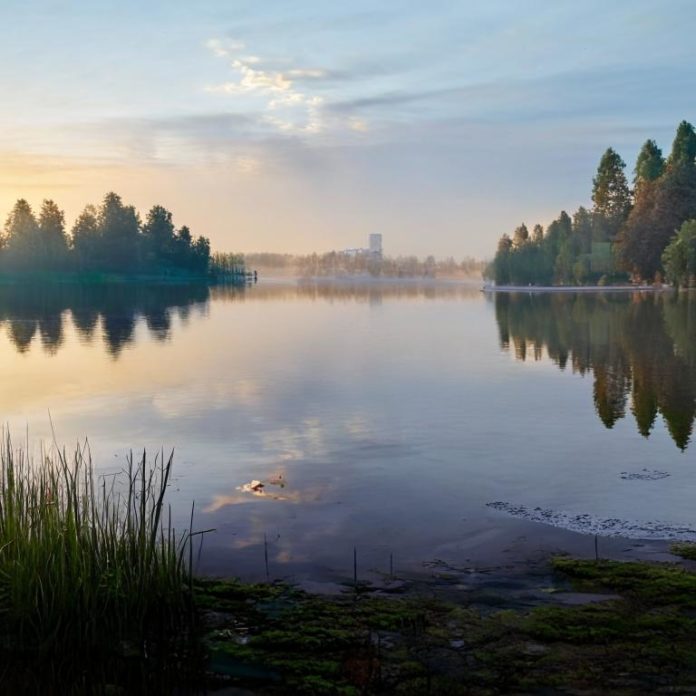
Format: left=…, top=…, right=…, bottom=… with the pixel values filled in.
left=245, top=251, right=485, bottom=279
left=488, top=120, right=696, bottom=286
left=0, top=192, right=216, bottom=277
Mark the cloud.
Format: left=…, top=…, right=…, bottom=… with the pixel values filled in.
left=205, top=38, right=245, bottom=57
left=204, top=38, right=351, bottom=136
left=287, top=69, right=327, bottom=79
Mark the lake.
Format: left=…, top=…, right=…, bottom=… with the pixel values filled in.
left=1, top=281, right=695, bottom=585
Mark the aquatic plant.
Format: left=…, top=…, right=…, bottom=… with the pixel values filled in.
left=0, top=434, right=201, bottom=693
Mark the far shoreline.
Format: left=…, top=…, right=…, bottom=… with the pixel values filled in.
left=483, top=283, right=672, bottom=293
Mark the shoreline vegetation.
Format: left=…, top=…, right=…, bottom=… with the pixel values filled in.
left=6, top=438, right=696, bottom=694
left=483, top=283, right=665, bottom=293
left=0, top=192, right=249, bottom=285
left=487, top=120, right=696, bottom=290
left=242, top=252, right=485, bottom=280
left=0, top=437, right=203, bottom=693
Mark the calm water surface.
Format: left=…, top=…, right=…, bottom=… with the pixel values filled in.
left=1, top=282, right=695, bottom=583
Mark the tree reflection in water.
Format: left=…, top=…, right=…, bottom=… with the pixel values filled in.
left=494, top=291, right=696, bottom=450
left=0, top=283, right=214, bottom=358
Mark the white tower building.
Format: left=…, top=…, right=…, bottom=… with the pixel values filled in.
left=368, top=233, right=383, bottom=258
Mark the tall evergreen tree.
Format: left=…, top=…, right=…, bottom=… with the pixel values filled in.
left=71, top=205, right=99, bottom=269
left=667, top=120, right=696, bottom=168
left=618, top=180, right=661, bottom=279
left=592, top=148, right=631, bottom=241
left=634, top=139, right=665, bottom=186
left=572, top=207, right=593, bottom=254
left=544, top=211, right=572, bottom=261
left=37, top=199, right=68, bottom=269
left=174, top=225, right=194, bottom=268
left=492, top=234, right=512, bottom=284
left=96, top=192, right=141, bottom=271
left=512, top=223, right=529, bottom=248
left=4, top=199, right=39, bottom=268
left=193, top=236, right=211, bottom=272
left=619, top=123, right=696, bottom=280
left=142, top=205, right=176, bottom=268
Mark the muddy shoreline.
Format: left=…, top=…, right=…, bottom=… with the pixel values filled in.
left=201, top=540, right=696, bottom=695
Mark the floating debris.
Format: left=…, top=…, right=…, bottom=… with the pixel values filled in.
left=236, top=476, right=290, bottom=500
left=620, top=468, right=671, bottom=481
left=486, top=501, right=696, bottom=540
left=238, top=480, right=265, bottom=494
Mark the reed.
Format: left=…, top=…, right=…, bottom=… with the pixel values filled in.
left=0, top=433, right=200, bottom=693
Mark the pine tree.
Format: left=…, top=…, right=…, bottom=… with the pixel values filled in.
left=592, top=148, right=631, bottom=241
left=634, top=139, right=664, bottom=186
left=38, top=199, right=68, bottom=269
left=142, top=205, right=176, bottom=269
left=97, top=192, right=141, bottom=271
left=667, top=120, right=696, bottom=168
left=4, top=199, right=39, bottom=268
left=71, top=205, right=99, bottom=269
left=512, top=223, right=529, bottom=248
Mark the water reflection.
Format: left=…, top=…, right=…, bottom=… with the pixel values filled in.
left=0, top=281, right=478, bottom=359
left=0, top=284, right=212, bottom=357
left=212, top=280, right=479, bottom=304
left=493, top=291, right=696, bottom=450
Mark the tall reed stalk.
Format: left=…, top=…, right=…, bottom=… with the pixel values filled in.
left=0, top=433, right=200, bottom=693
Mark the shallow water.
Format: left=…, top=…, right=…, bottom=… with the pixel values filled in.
left=1, top=281, right=695, bottom=582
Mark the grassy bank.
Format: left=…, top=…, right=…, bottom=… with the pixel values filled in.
left=0, top=437, right=202, bottom=694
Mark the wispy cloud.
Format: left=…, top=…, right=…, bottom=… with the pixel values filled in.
left=204, top=38, right=328, bottom=135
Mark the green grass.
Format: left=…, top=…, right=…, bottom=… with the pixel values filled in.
left=0, top=434, right=202, bottom=694
left=671, top=541, right=696, bottom=560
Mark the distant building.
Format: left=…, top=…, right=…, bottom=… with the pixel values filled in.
left=340, top=234, right=383, bottom=259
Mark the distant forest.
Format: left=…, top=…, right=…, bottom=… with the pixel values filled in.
left=0, top=192, right=241, bottom=279
left=488, top=120, right=696, bottom=287
left=244, top=252, right=485, bottom=279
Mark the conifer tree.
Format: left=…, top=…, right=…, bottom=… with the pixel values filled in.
left=592, top=148, right=631, bottom=241
left=38, top=199, right=68, bottom=268
left=634, top=139, right=665, bottom=186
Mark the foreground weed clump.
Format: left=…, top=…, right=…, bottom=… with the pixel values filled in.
left=0, top=435, right=200, bottom=694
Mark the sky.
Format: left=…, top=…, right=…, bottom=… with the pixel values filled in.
left=0, top=1, right=695, bottom=259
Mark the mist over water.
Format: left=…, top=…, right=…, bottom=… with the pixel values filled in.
left=2, top=282, right=696, bottom=583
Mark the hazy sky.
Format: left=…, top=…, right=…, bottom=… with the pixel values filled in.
left=1, top=1, right=695, bottom=258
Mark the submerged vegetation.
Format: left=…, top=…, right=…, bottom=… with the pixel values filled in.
left=0, top=437, right=202, bottom=693
left=0, top=193, right=245, bottom=281
left=488, top=120, right=696, bottom=286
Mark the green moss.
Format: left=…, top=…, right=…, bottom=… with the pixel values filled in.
left=552, top=556, right=696, bottom=606
left=200, top=558, right=696, bottom=693
left=671, top=541, right=696, bottom=560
